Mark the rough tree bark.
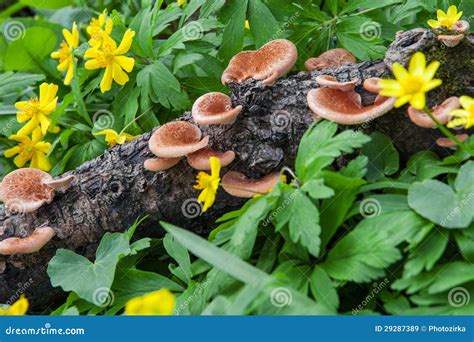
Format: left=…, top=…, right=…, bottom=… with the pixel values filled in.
left=0, top=29, right=473, bottom=308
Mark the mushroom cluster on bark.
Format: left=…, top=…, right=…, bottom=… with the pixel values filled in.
left=437, top=20, right=470, bottom=47
left=144, top=39, right=298, bottom=197
left=0, top=169, right=74, bottom=255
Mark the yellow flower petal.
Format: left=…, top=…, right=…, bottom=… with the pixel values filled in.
left=14, top=153, right=31, bottom=168
left=114, top=56, right=135, bottom=73
left=112, top=63, right=129, bottom=85
left=459, top=96, right=474, bottom=110
left=4, top=146, right=21, bottom=158
left=33, top=151, right=52, bottom=171
left=394, top=94, right=411, bottom=108
left=125, top=289, right=176, bottom=316
left=64, top=62, right=75, bottom=85
left=409, top=92, right=426, bottom=110
left=409, top=52, right=426, bottom=77
left=422, top=61, right=440, bottom=82
left=100, top=66, right=114, bottom=93
left=0, top=296, right=29, bottom=316
left=114, top=29, right=135, bottom=55
left=392, top=63, right=409, bottom=81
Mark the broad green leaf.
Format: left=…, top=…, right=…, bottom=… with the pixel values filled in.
left=217, top=0, right=248, bottom=61
left=454, top=224, right=474, bottom=263
left=20, top=0, right=73, bottom=8
left=248, top=0, right=281, bottom=47
left=0, top=72, right=44, bottom=98
left=48, top=233, right=131, bottom=305
left=310, top=266, right=339, bottom=310
left=361, top=132, right=399, bottom=182
left=408, top=180, right=472, bottom=229
left=164, top=233, right=193, bottom=283
left=336, top=32, right=386, bottom=60
left=341, top=0, right=403, bottom=14
left=428, top=262, right=474, bottom=294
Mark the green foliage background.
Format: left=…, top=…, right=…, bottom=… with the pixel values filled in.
left=0, top=0, right=473, bottom=315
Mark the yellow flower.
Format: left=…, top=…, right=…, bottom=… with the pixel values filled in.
left=15, top=83, right=59, bottom=136
left=124, top=289, right=176, bottom=315
left=245, top=20, right=250, bottom=30
left=194, top=157, right=221, bottom=212
left=378, top=52, right=442, bottom=110
left=94, top=128, right=138, bottom=146
left=84, top=29, right=135, bottom=93
left=87, top=10, right=113, bottom=47
left=0, top=296, right=29, bottom=316
left=4, top=127, right=52, bottom=171
left=427, top=5, right=463, bottom=30
left=178, top=0, right=184, bottom=6
left=51, top=22, right=79, bottom=85
left=447, top=96, right=474, bottom=129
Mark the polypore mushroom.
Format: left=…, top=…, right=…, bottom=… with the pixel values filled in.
left=192, top=92, right=243, bottom=125
left=221, top=171, right=280, bottom=198
left=0, top=169, right=75, bottom=213
left=438, top=34, right=464, bottom=47
left=315, top=75, right=358, bottom=92
left=222, top=39, right=297, bottom=86
left=436, top=134, right=469, bottom=148
left=363, top=77, right=383, bottom=94
left=148, top=121, right=209, bottom=158
left=307, top=88, right=395, bottom=125
left=304, top=48, right=356, bottom=71
left=187, top=148, right=235, bottom=170
left=0, top=227, right=55, bottom=255
left=453, top=20, right=470, bottom=33
left=407, top=97, right=460, bottom=128
left=144, top=157, right=181, bottom=172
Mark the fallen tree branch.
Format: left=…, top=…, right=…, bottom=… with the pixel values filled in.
left=0, top=29, right=473, bottom=307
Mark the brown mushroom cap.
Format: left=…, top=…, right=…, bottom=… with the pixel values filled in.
left=221, top=171, right=280, bottom=198
left=0, top=227, right=55, bottom=255
left=43, top=175, right=75, bottom=191
left=315, top=75, right=358, bottom=92
left=437, top=34, right=464, bottom=47
left=149, top=121, right=209, bottom=158
left=363, top=77, right=383, bottom=94
left=453, top=20, right=470, bottom=34
left=222, top=39, right=297, bottom=86
left=436, top=134, right=469, bottom=148
left=307, top=88, right=395, bottom=125
left=187, top=148, right=236, bottom=170
left=0, top=168, right=56, bottom=213
left=407, top=97, right=460, bottom=128
left=192, top=92, right=243, bottom=125
left=144, top=157, right=181, bottom=171
left=304, top=48, right=356, bottom=71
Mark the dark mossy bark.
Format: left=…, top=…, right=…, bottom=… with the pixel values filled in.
left=0, top=29, right=473, bottom=309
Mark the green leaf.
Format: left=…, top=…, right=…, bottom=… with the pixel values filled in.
left=137, top=60, right=190, bottom=110
left=336, top=32, right=386, bottom=60
left=217, top=0, right=248, bottom=61
left=341, top=0, right=403, bottom=14
left=248, top=0, right=281, bottom=47
left=310, top=266, right=339, bottom=310
left=454, top=224, right=474, bottom=263
left=301, top=179, right=334, bottom=200
left=428, top=262, right=474, bottom=294
left=48, top=233, right=131, bottom=305
left=408, top=179, right=472, bottom=229
left=20, top=0, right=73, bottom=9
left=403, top=230, right=448, bottom=278
left=164, top=233, right=193, bottom=283
left=0, top=72, right=44, bottom=98
left=361, top=132, right=399, bottom=182
left=4, top=26, right=57, bottom=72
